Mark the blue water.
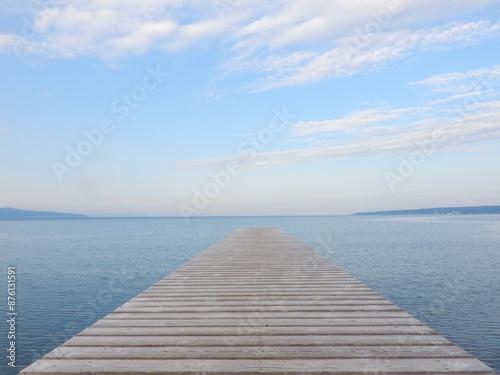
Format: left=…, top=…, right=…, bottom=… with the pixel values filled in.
left=0, top=215, right=499, bottom=374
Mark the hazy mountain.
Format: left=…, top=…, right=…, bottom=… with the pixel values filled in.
left=0, top=207, right=87, bottom=219
left=354, top=205, right=500, bottom=215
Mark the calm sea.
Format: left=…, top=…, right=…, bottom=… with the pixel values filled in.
left=1, top=215, right=499, bottom=374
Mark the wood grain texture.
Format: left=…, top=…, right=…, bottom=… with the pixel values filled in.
left=21, top=228, right=495, bottom=374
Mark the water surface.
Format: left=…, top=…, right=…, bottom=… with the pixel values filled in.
left=0, top=215, right=499, bottom=374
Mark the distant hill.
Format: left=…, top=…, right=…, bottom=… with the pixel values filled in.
left=0, top=207, right=87, bottom=219
left=354, top=205, right=500, bottom=216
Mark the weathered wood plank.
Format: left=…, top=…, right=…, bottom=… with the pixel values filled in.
left=45, top=345, right=472, bottom=360
left=21, top=358, right=494, bottom=374
left=113, top=305, right=401, bottom=313
left=106, top=311, right=414, bottom=319
left=61, top=334, right=455, bottom=347
left=121, top=300, right=392, bottom=307
left=130, top=295, right=384, bottom=301
left=78, top=325, right=435, bottom=336
left=139, top=291, right=376, bottom=297
left=95, top=318, right=423, bottom=327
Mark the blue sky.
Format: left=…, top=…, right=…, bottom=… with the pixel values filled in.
left=0, top=0, right=499, bottom=216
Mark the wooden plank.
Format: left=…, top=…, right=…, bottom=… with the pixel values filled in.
left=121, top=300, right=392, bottom=307
left=141, top=285, right=373, bottom=290
left=45, top=345, right=472, bottom=360
left=113, top=305, right=401, bottom=313
left=164, top=273, right=351, bottom=277
left=94, top=317, right=424, bottom=327
left=130, top=295, right=385, bottom=301
left=106, top=311, right=415, bottom=320
left=62, top=334, right=455, bottom=347
left=137, top=292, right=377, bottom=298
left=148, top=284, right=368, bottom=289
left=139, top=291, right=376, bottom=296
left=21, top=358, right=494, bottom=374
left=78, top=325, right=435, bottom=336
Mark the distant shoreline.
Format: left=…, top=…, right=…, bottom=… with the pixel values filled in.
left=353, top=205, right=500, bottom=216
left=2, top=206, right=500, bottom=219
left=0, top=207, right=87, bottom=220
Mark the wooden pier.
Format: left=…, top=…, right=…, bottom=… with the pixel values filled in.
left=22, top=228, right=495, bottom=374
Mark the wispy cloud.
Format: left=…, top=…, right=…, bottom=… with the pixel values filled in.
left=228, top=0, right=498, bottom=52
left=232, top=20, right=500, bottom=90
left=1, top=1, right=231, bottom=59
left=293, top=109, right=400, bottom=136
left=410, top=65, right=500, bottom=93
left=0, top=34, right=11, bottom=49
left=2, top=1, right=499, bottom=96
left=2, top=1, right=498, bottom=65
left=200, top=81, right=226, bottom=101
left=169, top=102, right=500, bottom=169
left=168, top=64, right=500, bottom=169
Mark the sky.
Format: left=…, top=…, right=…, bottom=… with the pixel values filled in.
left=0, top=0, right=499, bottom=217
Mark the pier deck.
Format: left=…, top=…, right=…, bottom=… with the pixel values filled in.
left=22, top=228, right=495, bottom=374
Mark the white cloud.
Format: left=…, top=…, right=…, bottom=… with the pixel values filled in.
left=200, top=81, right=226, bottom=101
left=230, top=0, right=498, bottom=53
left=169, top=105, right=500, bottom=169
left=410, top=65, right=500, bottom=93
left=1, top=1, right=499, bottom=91
left=1, top=1, right=498, bottom=62
left=293, top=109, right=400, bottom=136
left=168, top=87, right=500, bottom=169
left=166, top=63, right=500, bottom=169
left=0, top=34, right=12, bottom=50
left=233, top=20, right=500, bottom=90
left=0, top=0, right=230, bottom=59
